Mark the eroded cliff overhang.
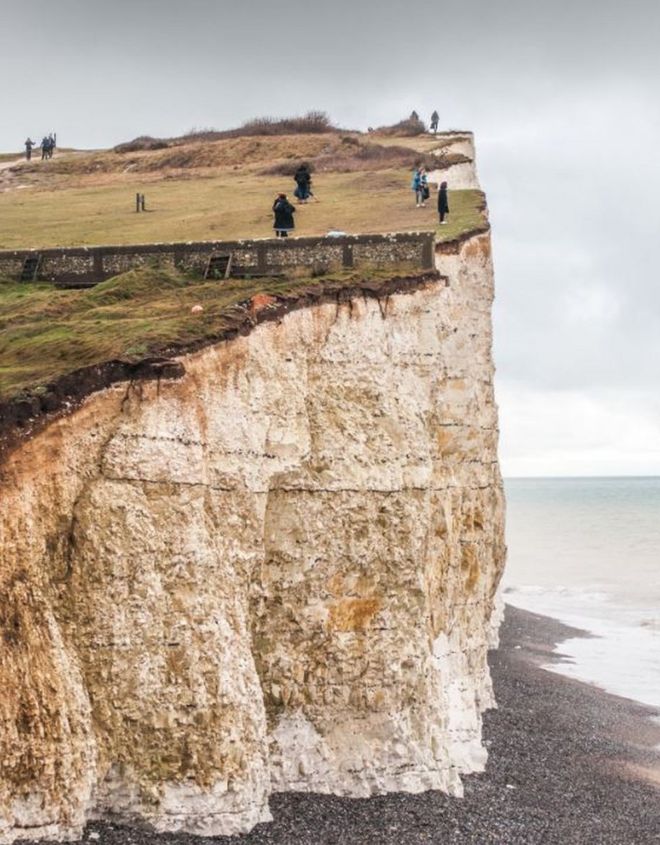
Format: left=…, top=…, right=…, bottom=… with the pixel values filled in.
left=0, top=230, right=505, bottom=842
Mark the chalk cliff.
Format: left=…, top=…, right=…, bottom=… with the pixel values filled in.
left=0, top=137, right=505, bottom=843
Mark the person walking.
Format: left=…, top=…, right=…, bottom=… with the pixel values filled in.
left=438, top=180, right=449, bottom=224
left=294, top=164, right=311, bottom=203
left=41, top=136, right=50, bottom=160
left=24, top=138, right=35, bottom=161
left=273, top=193, right=296, bottom=237
left=430, top=110, right=439, bottom=133
left=411, top=166, right=429, bottom=207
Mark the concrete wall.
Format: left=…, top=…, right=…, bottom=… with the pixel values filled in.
left=0, top=232, right=436, bottom=287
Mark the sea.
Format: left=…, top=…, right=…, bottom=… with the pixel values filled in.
left=503, top=477, right=660, bottom=710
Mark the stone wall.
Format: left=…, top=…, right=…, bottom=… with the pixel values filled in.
left=0, top=232, right=435, bottom=288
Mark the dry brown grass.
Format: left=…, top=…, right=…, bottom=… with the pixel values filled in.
left=261, top=140, right=454, bottom=175
left=114, top=111, right=337, bottom=153
left=12, top=134, right=471, bottom=187
left=18, top=135, right=345, bottom=179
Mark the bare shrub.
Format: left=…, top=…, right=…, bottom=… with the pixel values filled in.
left=113, top=136, right=170, bottom=153
left=373, top=117, right=427, bottom=137
left=238, top=111, right=334, bottom=136
left=114, top=113, right=338, bottom=153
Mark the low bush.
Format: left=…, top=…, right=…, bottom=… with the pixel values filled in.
left=113, top=136, right=170, bottom=153
left=114, top=113, right=338, bottom=152
left=238, top=111, right=334, bottom=136
left=373, top=117, right=427, bottom=137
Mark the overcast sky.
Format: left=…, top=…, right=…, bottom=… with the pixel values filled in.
left=2, top=0, right=659, bottom=476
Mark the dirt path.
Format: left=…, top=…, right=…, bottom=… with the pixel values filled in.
left=0, top=157, right=23, bottom=171
left=0, top=151, right=75, bottom=192
left=0, top=150, right=79, bottom=172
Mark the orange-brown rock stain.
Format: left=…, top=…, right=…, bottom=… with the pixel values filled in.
left=460, top=544, right=480, bottom=592
left=326, top=597, right=382, bottom=632
left=436, top=427, right=460, bottom=457
left=462, top=233, right=492, bottom=261
left=250, top=293, right=277, bottom=316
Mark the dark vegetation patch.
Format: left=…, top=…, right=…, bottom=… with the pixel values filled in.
left=113, top=136, right=171, bottom=153
left=262, top=140, right=470, bottom=176
left=372, top=117, right=428, bottom=137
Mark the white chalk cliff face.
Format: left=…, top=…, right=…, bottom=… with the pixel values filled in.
left=0, top=138, right=505, bottom=843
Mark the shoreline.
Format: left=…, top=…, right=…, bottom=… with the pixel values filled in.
left=24, top=605, right=660, bottom=844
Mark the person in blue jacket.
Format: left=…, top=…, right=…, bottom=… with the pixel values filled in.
left=411, top=166, right=429, bottom=207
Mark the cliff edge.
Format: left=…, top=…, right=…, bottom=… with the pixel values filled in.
left=0, top=135, right=506, bottom=842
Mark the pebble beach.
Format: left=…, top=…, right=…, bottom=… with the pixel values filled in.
left=26, top=605, right=659, bottom=845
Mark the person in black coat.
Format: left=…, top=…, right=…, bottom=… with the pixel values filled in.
left=293, top=164, right=311, bottom=203
left=273, top=193, right=295, bottom=237
left=438, top=181, right=449, bottom=224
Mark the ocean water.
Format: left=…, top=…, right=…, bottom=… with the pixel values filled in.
left=503, top=477, right=660, bottom=709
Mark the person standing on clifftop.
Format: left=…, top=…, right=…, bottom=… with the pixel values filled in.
left=412, top=166, right=429, bottom=207
left=24, top=138, right=35, bottom=160
left=438, top=180, right=449, bottom=225
left=293, top=164, right=312, bottom=203
left=273, top=193, right=296, bottom=237
left=430, top=111, right=439, bottom=133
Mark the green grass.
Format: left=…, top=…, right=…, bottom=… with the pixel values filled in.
left=0, top=265, right=432, bottom=401
left=0, top=134, right=487, bottom=404
left=0, top=167, right=485, bottom=249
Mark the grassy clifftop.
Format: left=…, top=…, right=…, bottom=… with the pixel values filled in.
left=0, top=131, right=481, bottom=249
left=0, top=126, right=486, bottom=422
left=0, top=176, right=483, bottom=250
left=0, top=266, right=439, bottom=404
